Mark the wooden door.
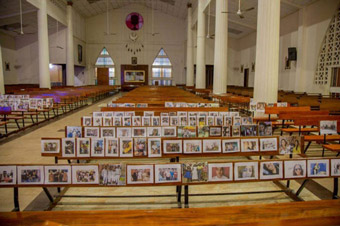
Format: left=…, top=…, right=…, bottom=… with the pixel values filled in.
left=206, top=65, right=214, bottom=89
left=97, top=68, right=109, bottom=85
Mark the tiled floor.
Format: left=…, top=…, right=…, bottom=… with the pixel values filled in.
left=0, top=92, right=338, bottom=212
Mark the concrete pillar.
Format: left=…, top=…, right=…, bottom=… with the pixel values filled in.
left=195, top=0, right=206, bottom=89
left=66, top=1, right=75, bottom=86
left=253, top=0, right=280, bottom=103
left=186, top=4, right=194, bottom=87
left=37, top=0, right=51, bottom=89
left=0, top=44, right=4, bottom=94
left=213, top=0, right=228, bottom=94
left=294, top=8, right=307, bottom=93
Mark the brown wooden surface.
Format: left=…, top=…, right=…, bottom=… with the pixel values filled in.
left=96, top=68, right=109, bottom=85
left=1, top=200, right=340, bottom=225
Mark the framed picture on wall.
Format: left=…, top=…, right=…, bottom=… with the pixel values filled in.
left=124, top=70, right=145, bottom=82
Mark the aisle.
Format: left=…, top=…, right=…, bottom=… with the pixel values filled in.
left=0, top=93, right=123, bottom=211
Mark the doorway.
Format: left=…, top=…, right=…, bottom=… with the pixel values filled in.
left=244, top=68, right=249, bottom=88
left=97, top=68, right=109, bottom=85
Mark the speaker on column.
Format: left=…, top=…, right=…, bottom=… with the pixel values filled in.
left=288, top=48, right=297, bottom=61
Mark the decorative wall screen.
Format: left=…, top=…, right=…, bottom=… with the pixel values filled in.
left=314, top=7, right=340, bottom=85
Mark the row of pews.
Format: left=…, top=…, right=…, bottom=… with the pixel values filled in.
left=0, top=85, right=118, bottom=138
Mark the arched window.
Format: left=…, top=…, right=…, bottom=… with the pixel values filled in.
left=95, top=47, right=116, bottom=85
left=152, top=48, right=172, bottom=86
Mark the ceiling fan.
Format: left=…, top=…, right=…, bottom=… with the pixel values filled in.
left=222, top=0, right=255, bottom=19
left=51, top=20, right=64, bottom=49
left=14, top=0, right=35, bottom=35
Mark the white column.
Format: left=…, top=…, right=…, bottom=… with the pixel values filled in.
left=37, top=0, right=51, bottom=89
left=66, top=2, right=75, bottom=86
left=186, top=4, right=194, bottom=87
left=253, top=0, right=280, bottom=103
left=213, top=0, right=228, bottom=94
left=294, top=8, right=307, bottom=92
left=0, top=44, right=5, bottom=94
left=195, top=0, right=206, bottom=89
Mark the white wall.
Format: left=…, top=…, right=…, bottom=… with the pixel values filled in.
left=0, top=33, right=18, bottom=84
left=85, top=4, right=186, bottom=85
left=234, top=0, right=340, bottom=94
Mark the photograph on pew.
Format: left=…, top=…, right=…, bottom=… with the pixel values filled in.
left=99, top=164, right=126, bottom=186
left=279, top=136, right=301, bottom=154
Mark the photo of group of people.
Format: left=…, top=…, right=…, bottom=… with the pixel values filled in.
left=127, top=165, right=153, bottom=184
left=279, top=136, right=301, bottom=154
left=155, top=164, right=181, bottom=183
left=99, top=164, right=125, bottom=185
left=66, top=126, right=82, bottom=138
left=18, top=166, right=44, bottom=184
left=183, top=162, right=208, bottom=183
left=320, top=120, right=337, bottom=135
left=73, top=165, right=98, bottom=184
left=41, top=139, right=60, bottom=153
left=45, top=166, right=71, bottom=184
left=0, top=166, right=16, bottom=184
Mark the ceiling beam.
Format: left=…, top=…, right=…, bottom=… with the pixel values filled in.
left=281, top=0, right=303, bottom=9
left=0, top=9, right=37, bottom=20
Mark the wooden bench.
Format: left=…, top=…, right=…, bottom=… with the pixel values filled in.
left=322, top=144, right=340, bottom=156
left=1, top=199, right=340, bottom=225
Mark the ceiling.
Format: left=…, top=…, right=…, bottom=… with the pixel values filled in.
left=0, top=0, right=319, bottom=39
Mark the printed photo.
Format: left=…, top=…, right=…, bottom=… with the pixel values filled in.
left=123, top=116, right=132, bottom=126
left=105, top=138, right=119, bottom=157
left=84, top=127, right=99, bottom=138
left=160, top=112, right=169, bottom=116
left=222, top=139, right=240, bottom=153
left=93, top=112, right=103, bottom=117
left=197, top=116, right=206, bottom=126
left=331, top=159, right=340, bottom=176
left=103, top=112, right=114, bottom=117
left=308, top=159, right=329, bottom=177
left=240, top=125, right=258, bottom=137
left=241, top=117, right=253, bottom=125
left=101, top=127, right=115, bottom=138
left=76, top=138, right=90, bottom=157
left=233, top=116, right=241, bottom=126
left=178, top=126, right=196, bottom=138
left=320, top=120, right=337, bottom=135
left=127, top=165, right=154, bottom=184
left=206, top=116, right=214, bottom=126
left=162, top=127, right=177, bottom=137
left=189, top=116, right=197, bottom=126
left=144, top=111, right=154, bottom=117
left=147, top=127, right=161, bottom=137
left=155, top=164, right=181, bottom=183
left=179, top=116, right=188, bottom=126
left=113, top=117, right=122, bottom=126
left=0, top=166, right=16, bottom=185
left=99, top=164, right=126, bottom=185
left=209, top=126, right=222, bottom=137
left=260, top=138, right=278, bottom=152
left=203, top=139, right=221, bottom=153
left=182, top=162, right=208, bottom=183
left=103, top=117, right=112, bottom=126
left=170, top=116, right=179, bottom=126
left=161, top=116, right=170, bottom=126
left=151, top=116, right=160, bottom=126
left=93, top=117, right=103, bottom=127
left=277, top=102, right=288, bottom=107
left=18, top=166, right=44, bottom=184
left=41, top=138, right=60, bottom=154
left=90, top=138, right=104, bottom=157
left=198, top=126, right=209, bottom=137
left=256, top=102, right=266, bottom=112
left=208, top=163, right=233, bottom=181
left=177, top=111, right=187, bottom=117
left=241, top=139, right=259, bottom=152
left=66, top=126, right=82, bottom=138
left=279, top=136, right=301, bottom=154
left=284, top=160, right=306, bottom=179
left=234, top=162, right=258, bottom=181
left=258, top=122, right=273, bottom=136
left=142, top=116, right=151, bottom=126
left=117, top=127, right=132, bottom=138
left=72, top=165, right=99, bottom=184
left=44, top=165, right=71, bottom=184
left=82, top=116, right=92, bottom=126
left=148, top=138, right=162, bottom=157
left=163, top=140, right=182, bottom=154
left=183, top=140, right=202, bottom=154
left=260, top=161, right=283, bottom=180
left=224, top=116, right=232, bottom=127
left=215, top=116, right=223, bottom=126
left=134, top=138, right=147, bottom=157
left=62, top=138, right=76, bottom=157
left=232, top=126, right=240, bottom=137
left=124, top=111, right=135, bottom=117
left=120, top=138, right=133, bottom=157
left=132, top=116, right=142, bottom=126
left=222, top=126, right=231, bottom=137
left=132, top=127, right=146, bottom=138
